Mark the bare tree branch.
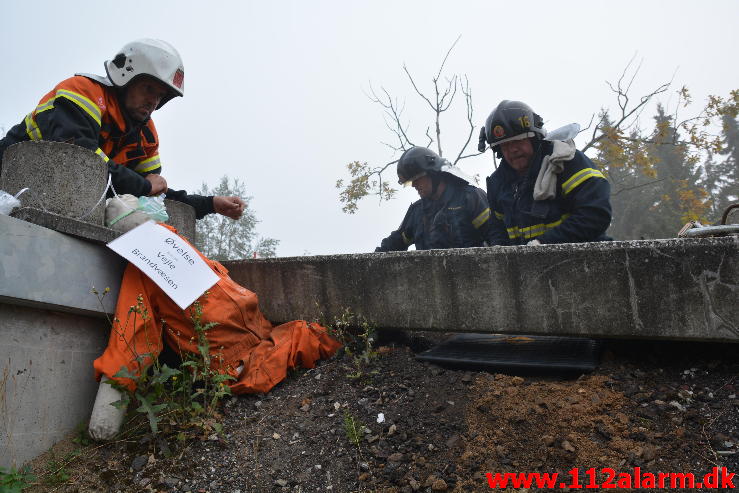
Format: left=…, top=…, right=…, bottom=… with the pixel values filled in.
left=453, top=75, right=476, bottom=165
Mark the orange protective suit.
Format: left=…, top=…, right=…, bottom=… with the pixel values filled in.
left=94, top=229, right=341, bottom=394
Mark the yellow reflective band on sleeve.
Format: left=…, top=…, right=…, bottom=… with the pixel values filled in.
left=401, top=232, right=413, bottom=246
left=472, top=208, right=491, bottom=229
left=55, top=89, right=102, bottom=126
left=134, top=155, right=161, bottom=173
left=494, top=210, right=504, bottom=220
left=95, top=148, right=110, bottom=163
left=505, top=214, right=571, bottom=240
left=34, top=99, right=55, bottom=115
left=561, top=168, right=605, bottom=195
left=24, top=113, right=42, bottom=141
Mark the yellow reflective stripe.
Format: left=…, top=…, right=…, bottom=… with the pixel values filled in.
left=472, top=208, right=491, bottom=229
left=561, top=168, right=605, bottom=195
left=24, top=113, right=42, bottom=141
left=401, top=231, right=413, bottom=245
left=95, top=148, right=110, bottom=162
left=55, top=89, right=102, bottom=126
left=134, top=155, right=161, bottom=173
left=34, top=99, right=55, bottom=115
left=494, top=210, right=504, bottom=220
left=505, top=214, right=571, bottom=240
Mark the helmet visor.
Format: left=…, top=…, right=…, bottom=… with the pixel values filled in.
left=399, top=171, right=426, bottom=187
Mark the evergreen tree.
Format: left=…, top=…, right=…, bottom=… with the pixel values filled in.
left=640, top=105, right=709, bottom=238
left=712, top=115, right=739, bottom=219
left=194, top=176, right=279, bottom=260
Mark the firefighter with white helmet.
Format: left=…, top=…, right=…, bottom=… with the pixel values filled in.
left=0, top=39, right=244, bottom=220
left=376, top=146, right=496, bottom=251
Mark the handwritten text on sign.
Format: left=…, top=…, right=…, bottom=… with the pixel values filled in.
left=107, top=221, right=219, bottom=309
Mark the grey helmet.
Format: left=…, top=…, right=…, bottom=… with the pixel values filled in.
left=397, top=146, right=472, bottom=186
left=396, top=147, right=445, bottom=185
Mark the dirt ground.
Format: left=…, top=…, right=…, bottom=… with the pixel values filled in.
left=24, top=333, right=739, bottom=493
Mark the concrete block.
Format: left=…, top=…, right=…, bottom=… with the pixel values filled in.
left=165, top=199, right=196, bottom=243
left=0, top=304, right=108, bottom=469
left=223, top=237, right=738, bottom=342
left=0, top=214, right=124, bottom=316
left=1, top=141, right=108, bottom=226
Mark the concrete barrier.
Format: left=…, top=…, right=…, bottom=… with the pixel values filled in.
left=0, top=215, right=124, bottom=468
left=222, top=237, right=738, bottom=342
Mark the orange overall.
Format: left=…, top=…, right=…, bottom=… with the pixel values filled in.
left=94, top=228, right=340, bottom=394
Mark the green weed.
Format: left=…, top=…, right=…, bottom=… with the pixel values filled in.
left=101, top=292, right=234, bottom=440
left=342, top=410, right=363, bottom=447
left=0, top=466, right=35, bottom=493
left=324, top=308, right=379, bottom=380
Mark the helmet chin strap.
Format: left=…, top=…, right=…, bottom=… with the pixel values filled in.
left=430, top=172, right=442, bottom=197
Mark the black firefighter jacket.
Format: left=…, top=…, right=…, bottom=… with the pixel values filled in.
left=485, top=140, right=612, bottom=245
left=376, top=180, right=495, bottom=251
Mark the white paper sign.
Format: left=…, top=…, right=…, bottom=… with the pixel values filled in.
left=107, top=221, right=219, bottom=309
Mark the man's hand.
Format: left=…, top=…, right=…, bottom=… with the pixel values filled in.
left=213, top=195, right=246, bottom=220
left=145, top=174, right=168, bottom=195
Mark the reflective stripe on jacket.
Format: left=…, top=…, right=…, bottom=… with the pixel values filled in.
left=485, top=141, right=612, bottom=245
left=376, top=180, right=496, bottom=251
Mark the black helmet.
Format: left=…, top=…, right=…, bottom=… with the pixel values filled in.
left=481, top=100, right=545, bottom=152
left=396, top=146, right=445, bottom=185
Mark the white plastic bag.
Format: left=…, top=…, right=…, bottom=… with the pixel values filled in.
left=0, top=188, right=28, bottom=215
left=105, top=194, right=169, bottom=232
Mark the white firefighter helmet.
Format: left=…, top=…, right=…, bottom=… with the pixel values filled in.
left=105, top=39, right=185, bottom=108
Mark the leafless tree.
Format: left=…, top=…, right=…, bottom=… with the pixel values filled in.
left=337, top=36, right=480, bottom=214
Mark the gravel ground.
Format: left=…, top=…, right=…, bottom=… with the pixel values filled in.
left=25, top=334, right=739, bottom=493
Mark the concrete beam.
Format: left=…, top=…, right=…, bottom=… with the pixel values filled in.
left=223, top=237, right=738, bottom=342
left=0, top=214, right=124, bottom=317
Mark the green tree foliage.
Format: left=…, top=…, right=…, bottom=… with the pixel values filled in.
left=194, top=176, right=279, bottom=260
left=592, top=87, right=738, bottom=239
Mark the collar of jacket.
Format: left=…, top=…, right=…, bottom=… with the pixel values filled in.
left=421, top=178, right=461, bottom=211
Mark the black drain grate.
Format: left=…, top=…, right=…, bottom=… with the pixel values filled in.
left=416, top=333, right=602, bottom=374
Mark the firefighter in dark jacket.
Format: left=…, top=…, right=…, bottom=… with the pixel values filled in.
left=0, top=39, right=243, bottom=220
left=376, top=146, right=495, bottom=252
left=479, top=100, right=611, bottom=245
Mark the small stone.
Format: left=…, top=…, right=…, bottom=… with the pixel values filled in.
left=388, top=452, right=404, bottom=462
left=359, top=462, right=370, bottom=471
left=561, top=440, right=576, bottom=452
left=461, top=372, right=473, bottom=383
left=273, top=433, right=281, bottom=440
left=334, top=402, right=341, bottom=411
left=542, top=435, right=556, bottom=446
left=164, top=477, right=180, bottom=488
left=511, top=376, right=525, bottom=385
left=254, top=400, right=262, bottom=408
left=388, top=424, right=397, bottom=436
left=300, top=404, right=310, bottom=412
left=359, top=472, right=370, bottom=481
left=275, top=479, right=288, bottom=487
left=131, top=455, right=147, bottom=472
left=432, top=478, right=448, bottom=491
